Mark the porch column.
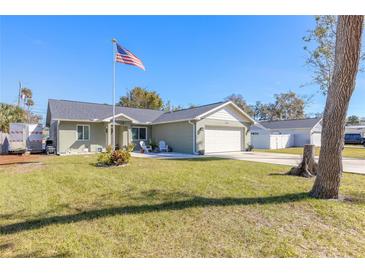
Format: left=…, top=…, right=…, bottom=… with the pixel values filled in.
left=127, top=124, right=132, bottom=144
left=107, top=123, right=112, bottom=146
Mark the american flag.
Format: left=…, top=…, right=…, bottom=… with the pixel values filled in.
left=115, top=43, right=145, bottom=71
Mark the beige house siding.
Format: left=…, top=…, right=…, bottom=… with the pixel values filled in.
left=49, top=120, right=58, bottom=152
left=58, top=121, right=107, bottom=154
left=151, top=121, right=193, bottom=153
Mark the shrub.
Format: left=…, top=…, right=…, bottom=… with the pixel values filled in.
left=96, top=151, right=113, bottom=166
left=125, top=143, right=135, bottom=152
left=106, top=145, right=112, bottom=153
left=110, top=149, right=131, bottom=165
left=149, top=139, right=158, bottom=150
left=96, top=146, right=131, bottom=166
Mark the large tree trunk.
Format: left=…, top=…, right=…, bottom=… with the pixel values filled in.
left=310, top=16, right=364, bottom=199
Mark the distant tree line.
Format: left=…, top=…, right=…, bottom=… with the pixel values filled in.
left=119, top=87, right=313, bottom=122
left=118, top=87, right=203, bottom=112
left=225, top=91, right=308, bottom=121
left=119, top=87, right=361, bottom=124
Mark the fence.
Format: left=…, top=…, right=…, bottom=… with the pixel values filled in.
left=251, top=133, right=293, bottom=149
left=0, top=131, right=9, bottom=154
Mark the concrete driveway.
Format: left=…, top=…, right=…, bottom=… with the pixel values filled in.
left=207, top=152, right=365, bottom=175
left=132, top=151, right=365, bottom=175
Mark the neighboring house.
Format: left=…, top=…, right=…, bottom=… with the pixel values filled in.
left=250, top=117, right=322, bottom=149
left=345, top=125, right=365, bottom=137
left=46, top=99, right=255, bottom=155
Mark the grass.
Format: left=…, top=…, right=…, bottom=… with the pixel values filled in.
left=0, top=155, right=365, bottom=257
left=255, top=146, right=365, bottom=159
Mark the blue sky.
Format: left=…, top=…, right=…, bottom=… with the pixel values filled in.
left=1, top=16, right=364, bottom=122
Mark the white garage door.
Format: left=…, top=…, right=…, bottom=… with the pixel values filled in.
left=205, top=126, right=242, bottom=153
left=311, top=132, right=321, bottom=146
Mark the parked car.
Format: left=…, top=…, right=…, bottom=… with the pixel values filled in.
left=344, top=133, right=365, bottom=145
left=45, top=139, right=56, bottom=155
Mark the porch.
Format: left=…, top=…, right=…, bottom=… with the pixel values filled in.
left=105, top=119, right=151, bottom=150
left=131, top=151, right=202, bottom=159
left=106, top=121, right=131, bottom=149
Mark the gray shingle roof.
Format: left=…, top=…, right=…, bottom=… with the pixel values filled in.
left=151, top=102, right=225, bottom=124
left=257, top=117, right=322, bottom=130
left=47, top=99, right=164, bottom=124
left=46, top=99, right=228, bottom=125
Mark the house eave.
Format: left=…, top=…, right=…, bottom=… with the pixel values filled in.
left=151, top=118, right=200, bottom=125
left=54, top=118, right=105, bottom=123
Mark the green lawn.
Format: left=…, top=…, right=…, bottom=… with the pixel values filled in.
left=255, top=146, right=365, bottom=159
left=1, top=155, right=365, bottom=257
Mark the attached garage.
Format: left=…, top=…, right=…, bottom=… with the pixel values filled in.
left=204, top=126, right=243, bottom=153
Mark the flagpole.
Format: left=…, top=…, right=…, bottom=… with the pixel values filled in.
left=112, top=38, right=117, bottom=151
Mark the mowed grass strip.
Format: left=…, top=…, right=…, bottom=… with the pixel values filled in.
left=255, top=146, right=365, bottom=159
left=0, top=155, right=365, bottom=257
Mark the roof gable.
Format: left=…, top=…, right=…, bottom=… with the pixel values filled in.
left=200, top=102, right=254, bottom=123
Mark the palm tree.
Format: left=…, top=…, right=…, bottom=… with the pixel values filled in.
left=20, top=87, right=32, bottom=107
left=25, top=98, right=34, bottom=110
left=0, top=103, right=27, bottom=133
left=25, top=98, right=35, bottom=123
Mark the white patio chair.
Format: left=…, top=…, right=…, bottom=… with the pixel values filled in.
left=139, top=141, right=152, bottom=153
left=159, top=140, right=169, bottom=152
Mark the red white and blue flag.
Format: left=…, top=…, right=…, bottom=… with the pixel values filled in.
left=115, top=43, right=145, bottom=71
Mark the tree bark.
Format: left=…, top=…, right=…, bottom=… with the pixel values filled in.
left=288, top=144, right=317, bottom=178
left=310, top=16, right=364, bottom=199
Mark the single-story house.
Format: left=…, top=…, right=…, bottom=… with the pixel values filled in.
left=46, top=99, right=255, bottom=155
left=250, top=117, right=322, bottom=149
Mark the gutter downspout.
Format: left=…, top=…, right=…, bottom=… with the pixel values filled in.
left=56, top=120, right=60, bottom=155
left=188, top=120, right=197, bottom=154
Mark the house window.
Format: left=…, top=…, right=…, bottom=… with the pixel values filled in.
left=132, top=127, right=147, bottom=140
left=77, top=125, right=90, bottom=141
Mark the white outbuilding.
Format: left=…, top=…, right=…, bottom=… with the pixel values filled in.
left=250, top=117, right=322, bottom=149
left=345, top=125, right=365, bottom=137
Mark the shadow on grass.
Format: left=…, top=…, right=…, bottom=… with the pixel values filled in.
left=0, top=242, right=14, bottom=250
left=0, top=161, right=40, bottom=166
left=269, top=172, right=291, bottom=177
left=14, top=251, right=72, bottom=258
left=0, top=192, right=309, bottom=235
